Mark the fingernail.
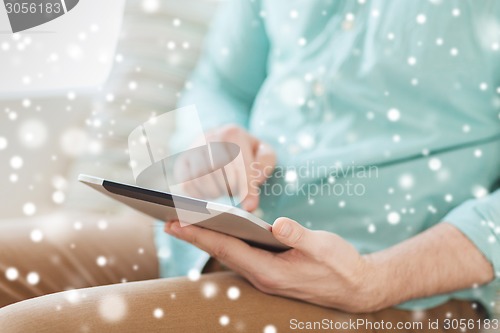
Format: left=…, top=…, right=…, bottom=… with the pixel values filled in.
left=278, top=221, right=292, bottom=238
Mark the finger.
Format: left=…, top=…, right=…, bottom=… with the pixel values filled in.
left=172, top=152, right=205, bottom=198
left=163, top=220, right=253, bottom=281
left=253, top=142, right=276, bottom=184
left=180, top=152, right=216, bottom=199
left=211, top=142, right=240, bottom=198
left=221, top=140, right=256, bottom=211
left=272, top=217, right=315, bottom=253
left=195, top=151, right=227, bottom=199
left=178, top=159, right=205, bottom=199
left=240, top=170, right=260, bottom=212
left=223, top=163, right=239, bottom=199
left=187, top=150, right=221, bottom=198
left=167, top=221, right=278, bottom=275
left=240, top=190, right=259, bottom=212
left=163, top=219, right=178, bottom=232
left=241, top=142, right=275, bottom=211
left=172, top=153, right=190, bottom=184
left=180, top=182, right=204, bottom=200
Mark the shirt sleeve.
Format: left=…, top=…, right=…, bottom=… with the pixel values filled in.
left=176, top=0, right=269, bottom=133
left=443, top=189, right=500, bottom=279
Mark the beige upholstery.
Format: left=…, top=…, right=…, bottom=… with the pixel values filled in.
left=0, top=0, right=218, bottom=219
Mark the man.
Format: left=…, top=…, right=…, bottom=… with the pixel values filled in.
left=161, top=0, right=499, bottom=316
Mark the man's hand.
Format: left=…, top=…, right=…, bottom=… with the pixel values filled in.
left=165, top=217, right=495, bottom=313
left=165, top=217, right=376, bottom=313
left=173, top=125, right=276, bottom=212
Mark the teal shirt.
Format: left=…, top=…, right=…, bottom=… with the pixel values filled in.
left=156, top=0, right=500, bottom=314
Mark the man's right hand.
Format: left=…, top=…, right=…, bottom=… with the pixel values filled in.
left=173, top=125, right=276, bottom=212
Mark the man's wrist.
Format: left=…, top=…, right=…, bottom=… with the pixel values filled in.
left=358, top=253, right=392, bottom=312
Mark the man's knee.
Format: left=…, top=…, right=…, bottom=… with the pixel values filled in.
left=0, top=293, right=75, bottom=333
left=0, top=273, right=244, bottom=333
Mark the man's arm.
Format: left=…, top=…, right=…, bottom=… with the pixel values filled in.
left=174, top=0, right=269, bottom=143
left=164, top=212, right=498, bottom=313
left=364, top=222, right=494, bottom=311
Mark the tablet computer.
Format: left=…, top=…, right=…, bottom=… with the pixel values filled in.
left=78, top=174, right=289, bottom=252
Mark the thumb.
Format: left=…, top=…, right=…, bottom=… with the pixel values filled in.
left=272, top=217, right=312, bottom=251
